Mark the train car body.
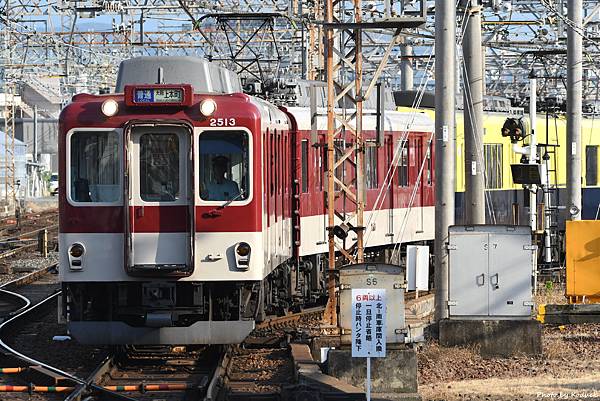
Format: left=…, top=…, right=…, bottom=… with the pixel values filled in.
left=398, top=99, right=600, bottom=224
left=59, top=57, right=435, bottom=345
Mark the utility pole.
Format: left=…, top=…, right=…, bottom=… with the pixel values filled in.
left=434, top=0, right=456, bottom=321
left=33, top=105, right=38, bottom=163
left=462, top=0, right=485, bottom=225
left=401, top=42, right=414, bottom=91
left=567, top=0, right=582, bottom=221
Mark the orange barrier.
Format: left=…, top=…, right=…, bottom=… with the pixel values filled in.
left=0, top=380, right=193, bottom=393
left=0, top=385, right=74, bottom=392
left=566, top=220, right=600, bottom=303
left=0, top=368, right=26, bottom=374
left=104, top=383, right=193, bottom=392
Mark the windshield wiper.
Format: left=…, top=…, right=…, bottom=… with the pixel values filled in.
left=203, top=190, right=245, bottom=218
left=217, top=189, right=245, bottom=210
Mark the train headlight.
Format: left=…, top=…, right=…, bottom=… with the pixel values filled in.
left=69, top=243, right=85, bottom=258
left=234, top=242, right=251, bottom=270
left=101, top=99, right=119, bottom=117
left=199, top=99, right=217, bottom=117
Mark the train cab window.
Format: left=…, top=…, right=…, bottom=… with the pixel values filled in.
left=69, top=131, right=120, bottom=203
left=397, top=139, right=409, bottom=187
left=301, top=140, right=309, bottom=193
left=199, top=131, right=250, bottom=202
left=139, top=133, right=180, bottom=202
left=365, top=141, right=378, bottom=189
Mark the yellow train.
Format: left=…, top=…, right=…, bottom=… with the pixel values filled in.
left=395, top=92, right=600, bottom=224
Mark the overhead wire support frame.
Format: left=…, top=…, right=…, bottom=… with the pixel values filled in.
left=321, top=0, right=426, bottom=327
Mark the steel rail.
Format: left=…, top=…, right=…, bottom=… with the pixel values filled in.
left=0, top=288, right=30, bottom=318
left=205, top=346, right=232, bottom=401
left=1, top=262, right=57, bottom=289
left=0, top=270, right=136, bottom=401
left=63, top=355, right=115, bottom=401
left=255, top=306, right=325, bottom=330
left=0, top=223, right=58, bottom=241
left=0, top=243, right=37, bottom=260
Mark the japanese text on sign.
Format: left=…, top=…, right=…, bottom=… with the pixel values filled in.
left=351, top=288, right=386, bottom=358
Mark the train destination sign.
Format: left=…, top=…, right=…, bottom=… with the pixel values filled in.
left=124, top=84, right=193, bottom=107
left=134, top=88, right=183, bottom=103
left=351, top=288, right=386, bottom=358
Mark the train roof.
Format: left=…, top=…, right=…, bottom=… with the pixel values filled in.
left=115, top=56, right=243, bottom=94
left=393, top=90, right=436, bottom=109
left=286, top=106, right=434, bottom=133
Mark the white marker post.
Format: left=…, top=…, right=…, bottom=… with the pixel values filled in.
left=352, top=288, right=386, bottom=401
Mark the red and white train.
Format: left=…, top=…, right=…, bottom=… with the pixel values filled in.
left=59, top=56, right=434, bottom=344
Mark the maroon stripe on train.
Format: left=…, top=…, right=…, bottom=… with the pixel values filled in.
left=129, top=206, right=189, bottom=233
left=195, top=204, right=261, bottom=232
left=59, top=205, right=124, bottom=233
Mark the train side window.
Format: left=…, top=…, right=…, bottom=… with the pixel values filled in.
left=426, top=140, right=432, bottom=186
left=316, top=145, right=323, bottom=191
left=365, top=140, right=378, bottom=189
left=275, top=130, right=279, bottom=195
left=484, top=143, right=503, bottom=189
left=270, top=134, right=274, bottom=196
left=301, top=140, right=308, bottom=193
left=139, top=133, right=180, bottom=202
left=199, top=130, right=250, bottom=202
left=69, top=131, right=120, bottom=203
left=586, top=145, right=598, bottom=186
left=397, top=139, right=408, bottom=187
left=334, top=139, right=345, bottom=190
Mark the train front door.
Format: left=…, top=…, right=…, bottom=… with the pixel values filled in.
left=125, top=124, right=194, bottom=276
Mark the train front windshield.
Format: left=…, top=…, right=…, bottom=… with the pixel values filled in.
left=199, top=131, right=250, bottom=202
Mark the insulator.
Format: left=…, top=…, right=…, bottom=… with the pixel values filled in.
left=102, top=0, right=125, bottom=13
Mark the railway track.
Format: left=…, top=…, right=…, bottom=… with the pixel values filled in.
left=0, top=262, right=67, bottom=399
left=0, top=262, right=59, bottom=318
left=255, top=306, right=325, bottom=332
left=69, top=346, right=226, bottom=401
left=0, top=209, right=58, bottom=239
left=0, top=224, right=58, bottom=260
left=0, top=270, right=360, bottom=401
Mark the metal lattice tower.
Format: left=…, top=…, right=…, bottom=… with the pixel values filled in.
left=2, top=1, right=600, bottom=105
left=3, top=83, right=15, bottom=208
left=2, top=0, right=16, bottom=208
left=321, top=0, right=426, bottom=327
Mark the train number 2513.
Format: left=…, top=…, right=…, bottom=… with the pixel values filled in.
left=209, top=118, right=236, bottom=127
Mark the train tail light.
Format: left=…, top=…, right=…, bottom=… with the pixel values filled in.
left=101, top=99, right=119, bottom=117
left=235, top=242, right=251, bottom=270
left=68, top=243, right=85, bottom=270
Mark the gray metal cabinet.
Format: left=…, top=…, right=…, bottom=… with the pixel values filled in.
left=448, top=225, right=534, bottom=319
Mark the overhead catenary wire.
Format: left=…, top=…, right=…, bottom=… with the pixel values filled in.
left=371, top=0, right=468, bottom=260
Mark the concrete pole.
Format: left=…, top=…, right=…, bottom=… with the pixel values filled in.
left=529, top=77, right=538, bottom=231
left=462, top=0, right=485, bottom=225
left=401, top=43, right=414, bottom=91
left=567, top=0, right=582, bottom=221
left=33, top=105, right=38, bottom=163
left=434, top=0, right=456, bottom=322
